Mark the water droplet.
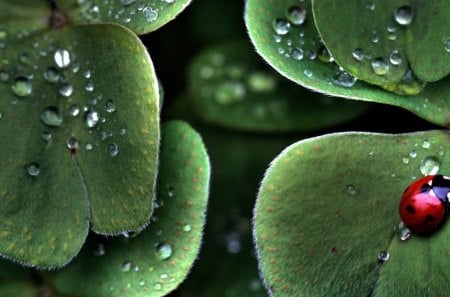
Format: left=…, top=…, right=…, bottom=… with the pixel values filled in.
left=346, top=184, right=356, bottom=195
left=85, top=81, right=94, bottom=92
left=444, top=37, right=450, bottom=52
left=43, top=67, right=60, bottom=84
left=0, top=70, right=9, bottom=82
left=122, top=261, right=132, bottom=272
left=332, top=70, right=356, bottom=88
left=40, top=107, right=63, bottom=127
left=402, top=157, right=409, bottom=164
left=377, top=251, right=389, bottom=262
left=143, top=7, right=158, bottom=22
left=214, top=81, right=246, bottom=104
left=286, top=5, right=307, bottom=25
left=291, top=47, right=304, bottom=60
left=69, top=105, right=80, bottom=117
left=352, top=48, right=364, bottom=61
left=83, top=70, right=91, bottom=79
left=304, top=69, right=313, bottom=77
left=154, top=283, right=162, bottom=290
left=85, top=143, right=94, bottom=150
left=155, top=242, right=172, bottom=260
left=119, top=128, right=127, bottom=136
left=182, top=224, right=192, bottom=232
left=54, top=49, right=71, bottom=68
left=394, top=5, right=414, bottom=26
left=41, top=132, right=52, bottom=141
left=67, top=137, right=79, bottom=151
left=389, top=52, right=402, bottom=65
left=93, top=243, right=105, bottom=256
left=139, top=279, right=145, bottom=286
left=12, top=77, right=32, bottom=97
left=409, top=150, right=417, bottom=158
left=59, top=83, right=74, bottom=97
left=84, top=110, right=100, bottom=128
left=105, top=100, right=116, bottom=113
left=366, top=2, right=375, bottom=10
left=167, top=186, right=175, bottom=197
left=399, top=222, right=412, bottom=241
left=107, top=143, right=119, bottom=157
left=26, top=163, right=40, bottom=176
left=368, top=150, right=374, bottom=156
left=247, top=72, right=277, bottom=92
left=306, top=50, right=317, bottom=60
left=272, top=18, right=290, bottom=35
left=422, top=140, right=431, bottom=149
left=420, top=156, right=440, bottom=175
left=371, top=58, right=389, bottom=75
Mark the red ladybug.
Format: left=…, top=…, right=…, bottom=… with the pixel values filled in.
left=399, top=175, right=450, bottom=235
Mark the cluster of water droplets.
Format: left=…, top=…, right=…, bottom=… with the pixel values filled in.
left=197, top=50, right=294, bottom=120
left=399, top=139, right=443, bottom=179
left=0, top=34, right=128, bottom=178
left=271, top=4, right=358, bottom=88
left=76, top=0, right=177, bottom=25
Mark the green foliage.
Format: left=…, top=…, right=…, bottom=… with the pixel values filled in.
left=0, top=23, right=159, bottom=268
left=59, top=0, right=192, bottom=34
left=1, top=0, right=449, bottom=296
left=187, top=40, right=369, bottom=133
left=245, top=0, right=450, bottom=126
left=44, top=120, right=210, bottom=297
left=255, top=131, right=449, bottom=296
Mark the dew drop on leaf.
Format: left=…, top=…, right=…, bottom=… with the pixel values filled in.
left=107, top=143, right=119, bottom=157
left=389, top=52, right=402, bottom=66
left=85, top=81, right=94, bottom=92
left=143, top=7, right=158, bottom=22
left=41, top=131, right=52, bottom=141
left=54, top=48, right=71, bottom=68
left=272, top=18, right=290, bottom=35
left=399, top=222, right=412, bottom=241
left=155, top=242, right=172, bottom=260
left=422, top=140, right=431, bottom=149
left=105, top=100, right=116, bottom=113
left=291, top=47, right=304, bottom=60
left=12, top=76, right=32, bottom=97
left=394, top=5, right=414, bottom=26
left=371, top=57, right=390, bottom=75
left=84, top=109, right=100, bottom=128
left=40, top=107, right=63, bottom=127
left=332, top=70, right=356, bottom=88
left=420, top=156, right=440, bottom=175
left=0, top=70, right=9, bottom=82
left=346, top=184, right=356, bottom=195
left=43, top=67, right=60, bottom=84
left=286, top=5, right=307, bottom=26
left=69, top=105, right=80, bottom=117
left=67, top=137, right=79, bottom=151
left=122, top=261, right=132, bottom=272
left=121, top=0, right=136, bottom=5
left=182, top=224, right=192, bottom=232
left=377, top=251, right=389, bottom=262
left=59, top=83, right=74, bottom=97
left=26, top=163, right=41, bottom=176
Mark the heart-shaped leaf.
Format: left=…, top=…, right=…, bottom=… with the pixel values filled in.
left=313, top=0, right=450, bottom=84
left=245, top=0, right=450, bottom=127
left=58, top=0, right=192, bottom=35
left=0, top=23, right=159, bottom=268
left=43, top=120, right=210, bottom=297
left=255, top=130, right=449, bottom=296
left=188, top=40, right=369, bottom=133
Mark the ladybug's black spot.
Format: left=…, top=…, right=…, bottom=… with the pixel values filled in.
left=406, top=205, right=416, bottom=214
left=424, top=215, right=435, bottom=223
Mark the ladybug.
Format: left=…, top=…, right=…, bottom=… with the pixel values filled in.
left=399, top=175, right=450, bottom=235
